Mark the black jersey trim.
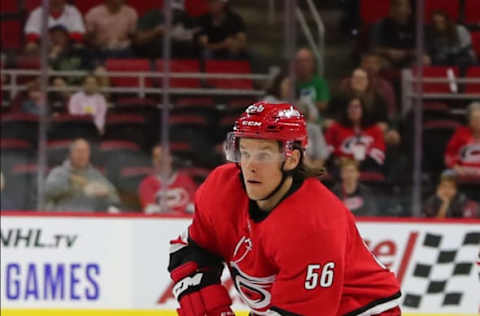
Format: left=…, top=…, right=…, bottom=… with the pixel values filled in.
left=245, top=175, right=304, bottom=223
left=269, top=306, right=303, bottom=316
left=343, top=291, right=402, bottom=316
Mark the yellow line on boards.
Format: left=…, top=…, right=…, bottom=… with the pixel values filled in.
left=0, top=311, right=477, bottom=316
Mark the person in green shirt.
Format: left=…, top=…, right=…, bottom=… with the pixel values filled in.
left=295, top=48, right=330, bottom=115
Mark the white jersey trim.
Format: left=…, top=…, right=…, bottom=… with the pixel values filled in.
left=355, top=294, right=402, bottom=316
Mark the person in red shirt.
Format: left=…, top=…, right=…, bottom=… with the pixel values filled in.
left=168, top=102, right=401, bottom=315
left=325, top=97, right=386, bottom=172
left=445, top=102, right=480, bottom=178
left=138, top=145, right=196, bottom=214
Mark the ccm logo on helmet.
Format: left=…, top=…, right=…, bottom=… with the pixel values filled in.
left=172, top=273, right=203, bottom=298
left=246, top=104, right=265, bottom=114
left=242, top=121, right=262, bottom=127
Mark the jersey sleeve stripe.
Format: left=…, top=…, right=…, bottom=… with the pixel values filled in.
left=343, top=291, right=402, bottom=316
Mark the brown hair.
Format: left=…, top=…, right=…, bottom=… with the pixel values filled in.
left=431, top=10, right=459, bottom=44
left=289, top=142, right=326, bottom=180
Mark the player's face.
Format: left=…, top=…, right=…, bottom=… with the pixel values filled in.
left=239, top=138, right=285, bottom=201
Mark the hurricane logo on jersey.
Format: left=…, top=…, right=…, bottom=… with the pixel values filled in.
left=460, top=144, right=480, bottom=164
left=341, top=135, right=374, bottom=155
left=229, top=236, right=276, bottom=311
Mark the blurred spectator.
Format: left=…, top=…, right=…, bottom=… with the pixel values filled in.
left=138, top=145, right=196, bottom=214
left=425, top=10, right=477, bottom=66
left=262, top=72, right=289, bottom=103
left=134, top=0, right=199, bottom=58
left=332, top=159, right=378, bottom=216
left=344, top=53, right=397, bottom=118
left=325, top=97, right=385, bottom=172
left=262, top=72, right=319, bottom=125
left=196, top=0, right=247, bottom=59
left=48, top=25, right=93, bottom=84
left=336, top=68, right=401, bottom=145
left=45, top=138, right=120, bottom=212
left=295, top=48, right=330, bottom=120
left=24, top=0, right=85, bottom=53
left=0, top=171, right=15, bottom=210
left=371, top=0, right=417, bottom=68
left=296, top=100, right=328, bottom=169
left=68, top=75, right=108, bottom=134
left=19, top=79, right=45, bottom=115
left=423, top=171, right=479, bottom=218
left=85, top=0, right=138, bottom=59
left=49, top=76, right=71, bottom=111
left=445, top=102, right=480, bottom=178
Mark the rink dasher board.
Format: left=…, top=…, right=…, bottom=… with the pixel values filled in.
left=1, top=212, right=479, bottom=315
left=0, top=310, right=477, bottom=316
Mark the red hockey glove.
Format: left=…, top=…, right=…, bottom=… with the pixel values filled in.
left=169, top=232, right=234, bottom=316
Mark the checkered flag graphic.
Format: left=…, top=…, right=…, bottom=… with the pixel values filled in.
left=402, top=231, right=480, bottom=309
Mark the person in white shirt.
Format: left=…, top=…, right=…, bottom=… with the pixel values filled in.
left=24, top=0, right=85, bottom=53
left=68, top=75, right=108, bottom=134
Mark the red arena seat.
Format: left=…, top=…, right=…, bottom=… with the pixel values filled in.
left=205, top=60, right=253, bottom=90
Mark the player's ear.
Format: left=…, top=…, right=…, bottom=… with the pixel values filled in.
left=283, top=149, right=301, bottom=172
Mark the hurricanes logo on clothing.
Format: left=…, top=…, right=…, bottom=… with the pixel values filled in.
left=341, top=135, right=374, bottom=154
left=229, top=236, right=275, bottom=311
left=460, top=144, right=480, bottom=164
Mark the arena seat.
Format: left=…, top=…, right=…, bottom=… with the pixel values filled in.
left=464, top=67, right=480, bottom=94
left=471, top=32, right=480, bottom=61
left=105, top=59, right=153, bottom=88
left=360, top=0, right=390, bottom=25
left=424, top=0, right=460, bottom=22
left=185, top=0, right=209, bottom=17
left=1, top=20, right=22, bottom=50
left=155, top=59, right=201, bottom=88
left=415, top=66, right=460, bottom=94
left=104, top=114, right=147, bottom=147
left=1, top=113, right=39, bottom=145
left=464, top=0, right=480, bottom=25
left=48, top=114, right=100, bottom=142
left=205, top=60, right=253, bottom=90
left=6, top=163, right=38, bottom=210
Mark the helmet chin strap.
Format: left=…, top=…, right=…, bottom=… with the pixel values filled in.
left=258, top=162, right=288, bottom=201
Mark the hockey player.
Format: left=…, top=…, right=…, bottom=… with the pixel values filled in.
left=168, top=102, right=401, bottom=315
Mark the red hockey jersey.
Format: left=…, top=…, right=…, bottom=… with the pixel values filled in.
left=189, top=164, right=401, bottom=315
left=445, top=126, right=480, bottom=170
left=325, top=123, right=385, bottom=165
left=138, top=171, right=196, bottom=214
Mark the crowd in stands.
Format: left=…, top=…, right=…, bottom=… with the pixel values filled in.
left=1, top=0, right=479, bottom=218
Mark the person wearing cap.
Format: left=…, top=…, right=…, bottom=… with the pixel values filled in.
left=196, top=0, right=248, bottom=59
left=167, top=101, right=401, bottom=315
left=24, top=0, right=85, bottom=53
left=134, top=0, right=199, bottom=58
